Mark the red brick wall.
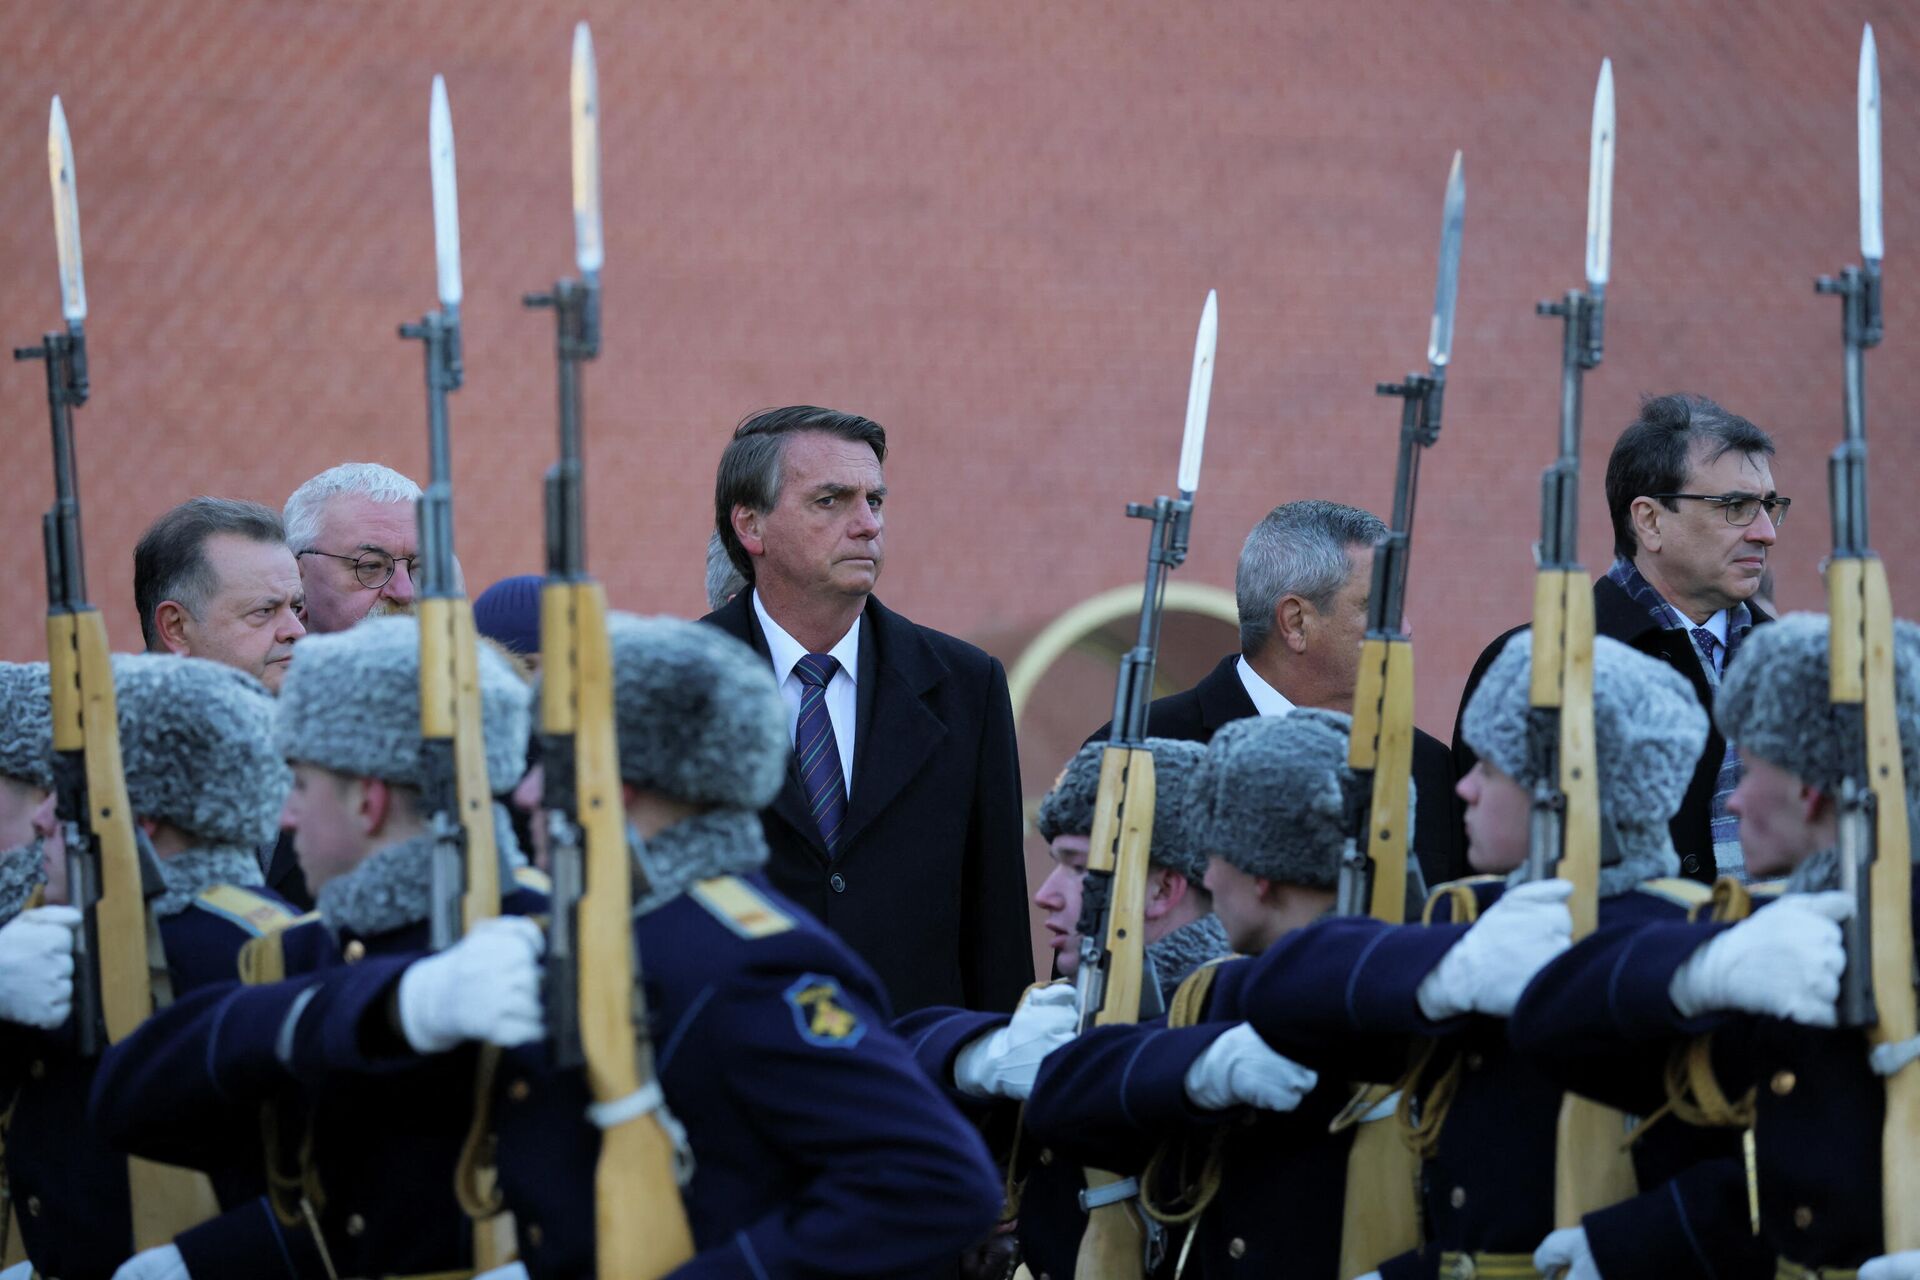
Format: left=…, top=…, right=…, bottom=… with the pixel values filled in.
left=4, top=0, right=1916, bottom=754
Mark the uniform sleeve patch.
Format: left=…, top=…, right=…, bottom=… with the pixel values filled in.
left=690, top=876, right=794, bottom=940
left=784, top=974, right=866, bottom=1049
left=192, top=885, right=300, bottom=937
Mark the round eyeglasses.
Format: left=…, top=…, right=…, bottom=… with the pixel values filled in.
left=297, top=548, right=420, bottom=590
left=1646, top=493, right=1791, bottom=529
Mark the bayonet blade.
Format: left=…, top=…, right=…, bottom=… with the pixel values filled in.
left=1860, top=23, right=1883, bottom=263
left=1585, top=58, right=1615, bottom=290
left=48, top=97, right=86, bottom=322
left=1428, top=150, right=1465, bottom=368
left=572, top=21, right=604, bottom=278
left=1176, top=289, right=1217, bottom=494
left=430, top=75, right=463, bottom=309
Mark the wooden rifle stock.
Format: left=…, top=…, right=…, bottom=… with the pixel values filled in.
left=418, top=595, right=501, bottom=934
left=1829, top=557, right=1920, bottom=1250
left=544, top=579, right=695, bottom=1277
left=1074, top=747, right=1156, bottom=1279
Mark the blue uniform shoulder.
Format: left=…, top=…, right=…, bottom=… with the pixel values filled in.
left=189, top=884, right=303, bottom=937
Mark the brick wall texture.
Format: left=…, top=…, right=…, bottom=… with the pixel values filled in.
left=3, top=2, right=1917, bottom=815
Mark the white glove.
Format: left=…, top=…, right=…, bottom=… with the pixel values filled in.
left=113, top=1244, right=191, bottom=1280
left=0, top=905, right=80, bottom=1029
left=1183, top=1023, right=1318, bottom=1112
left=2, top=1261, right=36, bottom=1280
left=473, top=1265, right=530, bottom=1280
left=953, top=983, right=1078, bottom=1100
left=397, top=916, right=546, bottom=1053
left=1533, top=1225, right=1601, bottom=1279
left=1668, top=891, right=1851, bottom=1026
left=1862, top=1252, right=1920, bottom=1280
left=1417, top=879, right=1573, bottom=1020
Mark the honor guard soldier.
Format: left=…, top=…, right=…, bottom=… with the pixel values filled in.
left=894, top=737, right=1230, bottom=1279
left=0, top=655, right=300, bottom=1280
left=1024, top=711, right=1371, bottom=1279
left=1236, top=634, right=1767, bottom=1279
left=92, top=616, right=544, bottom=1280
left=1511, top=615, right=1920, bottom=1278
left=105, top=615, right=1001, bottom=1278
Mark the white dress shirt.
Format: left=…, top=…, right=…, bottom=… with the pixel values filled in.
left=1235, top=655, right=1298, bottom=718
left=754, top=590, right=859, bottom=795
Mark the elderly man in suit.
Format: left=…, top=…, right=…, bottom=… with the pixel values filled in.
left=704, top=406, right=1032, bottom=1015
left=1093, top=499, right=1468, bottom=888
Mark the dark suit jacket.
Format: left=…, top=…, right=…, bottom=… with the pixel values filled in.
left=1089, top=653, right=1470, bottom=888
left=703, top=592, right=1033, bottom=1015
left=1448, top=573, right=1774, bottom=883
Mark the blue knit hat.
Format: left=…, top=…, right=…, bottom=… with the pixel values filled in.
left=474, top=575, right=544, bottom=657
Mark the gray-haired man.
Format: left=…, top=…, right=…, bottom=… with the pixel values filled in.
left=284, top=462, right=423, bottom=634
left=1095, top=498, right=1467, bottom=886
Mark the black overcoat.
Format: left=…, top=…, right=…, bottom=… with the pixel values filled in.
left=703, top=591, right=1034, bottom=1014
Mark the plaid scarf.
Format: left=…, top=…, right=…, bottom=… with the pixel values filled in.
left=1606, top=557, right=1754, bottom=880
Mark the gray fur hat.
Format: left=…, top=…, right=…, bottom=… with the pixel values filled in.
left=605, top=613, right=787, bottom=809
left=1186, top=709, right=1356, bottom=888
left=1462, top=631, right=1708, bottom=868
left=276, top=616, right=530, bottom=794
left=0, top=663, right=52, bottom=790
left=1034, top=738, right=1211, bottom=883
left=114, top=654, right=290, bottom=848
left=1716, top=613, right=1920, bottom=822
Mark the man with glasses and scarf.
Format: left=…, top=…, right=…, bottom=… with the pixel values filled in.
left=1452, top=393, right=1787, bottom=884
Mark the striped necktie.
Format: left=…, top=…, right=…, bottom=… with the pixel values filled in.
left=793, top=653, right=847, bottom=855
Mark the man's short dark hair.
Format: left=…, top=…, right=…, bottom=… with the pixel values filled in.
left=1605, top=394, right=1776, bottom=560
left=133, top=497, right=287, bottom=649
left=712, top=406, right=888, bottom=584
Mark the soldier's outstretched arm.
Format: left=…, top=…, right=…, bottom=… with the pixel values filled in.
left=892, top=1004, right=1012, bottom=1110
left=1578, top=1156, right=1774, bottom=1280
left=1021, top=1016, right=1236, bottom=1174
left=1507, top=916, right=1752, bottom=1115
left=87, top=956, right=420, bottom=1170
left=1238, top=913, right=1470, bottom=1072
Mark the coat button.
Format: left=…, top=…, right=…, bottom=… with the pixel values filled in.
left=28, top=1059, right=43, bottom=1080
left=344, top=940, right=367, bottom=963
left=1793, top=1205, right=1814, bottom=1230
left=1038, top=1147, right=1054, bottom=1166
left=25, top=1196, right=40, bottom=1217
left=344, top=1213, right=366, bottom=1237
left=1465, top=1052, right=1484, bottom=1071
left=1228, top=1237, right=1247, bottom=1259
left=1681, top=854, right=1701, bottom=875
left=829, top=873, right=847, bottom=894
left=508, top=1078, right=531, bottom=1102
left=527, top=1223, right=545, bottom=1247
left=1449, top=1186, right=1467, bottom=1209
left=1770, top=1070, right=1796, bottom=1097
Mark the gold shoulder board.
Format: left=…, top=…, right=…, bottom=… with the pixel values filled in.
left=689, top=876, right=794, bottom=940
left=193, top=885, right=302, bottom=937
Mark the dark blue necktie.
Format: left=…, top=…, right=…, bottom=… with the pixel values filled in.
left=793, top=653, right=847, bottom=855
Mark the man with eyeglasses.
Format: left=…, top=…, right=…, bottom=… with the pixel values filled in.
left=282, top=462, right=424, bottom=635
left=1452, top=393, right=1784, bottom=883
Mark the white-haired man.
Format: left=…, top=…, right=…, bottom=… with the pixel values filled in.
left=284, top=463, right=423, bottom=634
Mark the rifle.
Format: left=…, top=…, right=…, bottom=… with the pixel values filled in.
left=1073, top=290, right=1216, bottom=1280
left=1815, top=23, right=1919, bottom=1253
left=1339, top=150, right=1461, bottom=927
left=527, top=25, right=696, bottom=1277
left=1520, top=60, right=1638, bottom=1233
left=12, top=94, right=216, bottom=1251
left=403, top=75, right=502, bottom=954
left=1332, top=153, right=1461, bottom=1280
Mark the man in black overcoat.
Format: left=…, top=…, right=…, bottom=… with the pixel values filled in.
left=704, top=406, right=1032, bottom=1015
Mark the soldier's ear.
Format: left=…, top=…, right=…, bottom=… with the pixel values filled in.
left=1142, top=867, right=1182, bottom=920
left=1802, top=782, right=1832, bottom=824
